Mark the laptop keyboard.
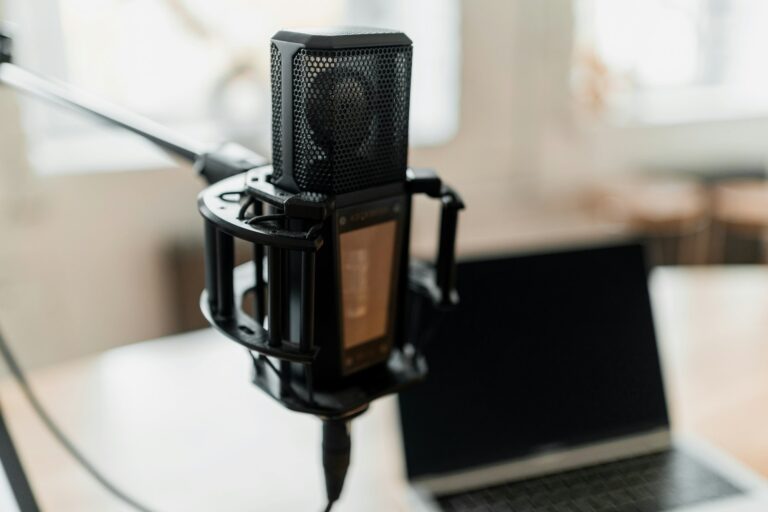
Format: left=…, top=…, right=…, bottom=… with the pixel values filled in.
left=437, top=449, right=742, bottom=512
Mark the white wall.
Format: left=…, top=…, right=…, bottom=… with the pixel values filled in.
left=409, top=0, right=626, bottom=255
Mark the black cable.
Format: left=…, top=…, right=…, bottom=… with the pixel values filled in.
left=237, top=196, right=255, bottom=220
left=321, top=419, right=350, bottom=512
left=245, top=213, right=286, bottom=226
left=0, top=327, right=157, bottom=512
left=323, top=501, right=334, bottom=512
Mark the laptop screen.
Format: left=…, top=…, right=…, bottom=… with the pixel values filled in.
left=398, top=242, right=669, bottom=479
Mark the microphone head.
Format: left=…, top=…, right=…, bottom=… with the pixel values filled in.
left=270, top=28, right=413, bottom=194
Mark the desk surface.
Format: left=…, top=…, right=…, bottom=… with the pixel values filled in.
left=1, top=267, right=767, bottom=511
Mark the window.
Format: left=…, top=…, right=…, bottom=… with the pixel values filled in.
left=575, top=0, right=768, bottom=125
left=6, top=0, right=460, bottom=175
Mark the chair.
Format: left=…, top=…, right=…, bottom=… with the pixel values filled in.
left=711, top=180, right=768, bottom=263
left=588, top=178, right=710, bottom=266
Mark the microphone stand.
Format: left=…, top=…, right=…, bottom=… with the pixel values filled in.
left=0, top=402, right=39, bottom=512
left=0, top=64, right=202, bottom=162
left=0, top=31, right=268, bottom=185
left=0, top=30, right=273, bottom=511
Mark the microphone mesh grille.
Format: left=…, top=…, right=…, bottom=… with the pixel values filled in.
left=270, top=44, right=283, bottom=177
left=272, top=45, right=412, bottom=194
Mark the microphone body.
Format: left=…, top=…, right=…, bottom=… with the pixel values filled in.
left=270, top=29, right=414, bottom=387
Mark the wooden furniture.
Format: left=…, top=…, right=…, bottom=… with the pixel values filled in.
left=1, top=267, right=767, bottom=511
left=711, top=180, right=768, bottom=263
left=589, top=179, right=710, bottom=265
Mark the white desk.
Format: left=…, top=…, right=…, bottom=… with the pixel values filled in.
left=1, top=267, right=767, bottom=511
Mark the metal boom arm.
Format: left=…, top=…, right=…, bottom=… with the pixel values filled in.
left=0, top=30, right=267, bottom=184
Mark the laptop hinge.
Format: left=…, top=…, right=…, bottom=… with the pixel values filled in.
left=414, top=428, right=672, bottom=496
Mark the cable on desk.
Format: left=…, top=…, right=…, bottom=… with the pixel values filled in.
left=0, top=328, right=157, bottom=512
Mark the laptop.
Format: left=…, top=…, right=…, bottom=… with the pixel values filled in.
left=399, top=242, right=768, bottom=511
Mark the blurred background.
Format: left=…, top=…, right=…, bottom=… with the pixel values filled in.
left=3, top=0, right=768, bottom=369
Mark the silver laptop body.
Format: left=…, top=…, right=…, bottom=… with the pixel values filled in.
left=398, top=243, right=768, bottom=511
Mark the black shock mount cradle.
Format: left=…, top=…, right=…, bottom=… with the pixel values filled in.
left=199, top=164, right=463, bottom=420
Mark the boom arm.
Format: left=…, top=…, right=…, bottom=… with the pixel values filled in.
left=0, top=29, right=267, bottom=184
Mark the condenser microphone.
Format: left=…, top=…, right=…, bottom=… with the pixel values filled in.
left=269, top=28, right=414, bottom=385
left=200, top=28, right=464, bottom=510
left=0, top=26, right=463, bottom=511
left=264, top=30, right=425, bottom=508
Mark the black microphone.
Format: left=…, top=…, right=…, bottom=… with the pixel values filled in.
left=269, top=28, right=415, bottom=384
left=198, top=28, right=463, bottom=509
left=0, top=25, right=463, bottom=510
